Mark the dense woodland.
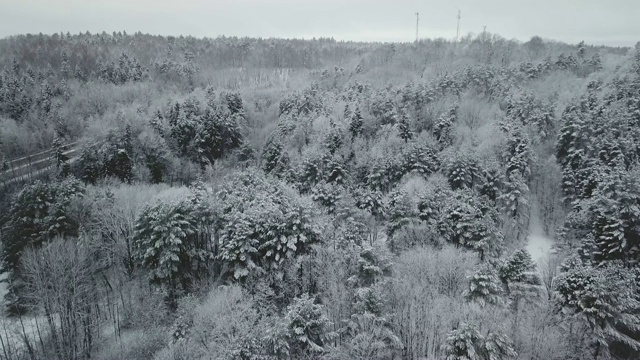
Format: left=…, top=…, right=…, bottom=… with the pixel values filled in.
left=0, top=31, right=638, bottom=359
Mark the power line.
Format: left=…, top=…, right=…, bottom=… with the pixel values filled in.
left=415, top=12, right=419, bottom=43
left=456, top=10, right=461, bottom=42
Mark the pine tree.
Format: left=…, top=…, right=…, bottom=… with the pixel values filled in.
left=349, top=104, right=364, bottom=139
left=482, top=331, right=518, bottom=360
left=499, top=249, right=541, bottom=324
left=76, top=146, right=101, bottom=184
left=403, top=143, right=440, bottom=177
left=325, top=127, right=343, bottom=155
left=60, top=51, right=72, bottom=79
left=133, top=199, right=212, bottom=307
left=442, top=323, right=517, bottom=359
left=216, top=172, right=320, bottom=279
left=577, top=41, right=587, bottom=59
left=434, top=104, right=457, bottom=148
left=397, top=108, right=413, bottom=142
left=590, top=168, right=640, bottom=264
left=1, top=179, right=84, bottom=314
left=52, top=131, right=69, bottom=177
left=386, top=190, right=416, bottom=241
left=590, top=52, right=603, bottom=72
left=74, top=64, right=85, bottom=82
left=555, top=259, right=640, bottom=358
left=437, top=191, right=504, bottom=260
left=343, top=103, right=351, bottom=119
left=101, top=131, right=133, bottom=183
left=442, top=323, right=483, bottom=360
left=279, top=293, right=334, bottom=356
left=123, top=123, right=133, bottom=155
left=261, top=137, right=290, bottom=175
left=464, top=265, right=503, bottom=307
left=499, top=249, right=540, bottom=289
left=447, top=154, right=480, bottom=190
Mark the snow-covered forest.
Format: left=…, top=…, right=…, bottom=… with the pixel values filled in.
left=0, top=31, right=638, bottom=360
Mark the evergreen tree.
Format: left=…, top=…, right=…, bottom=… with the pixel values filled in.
left=261, top=137, right=290, bottom=176
left=577, top=41, right=587, bottom=59
left=325, top=126, right=343, bottom=155
left=103, top=145, right=133, bottom=183
left=499, top=249, right=540, bottom=290
left=76, top=146, right=101, bottom=184
left=434, top=104, right=457, bottom=148
left=268, top=293, right=334, bottom=357
left=403, top=143, right=440, bottom=177
left=590, top=52, right=603, bottom=72
left=447, top=154, right=480, bottom=190
left=499, top=249, right=541, bottom=323
left=343, top=103, right=351, bottom=119
left=442, top=323, right=483, bottom=360
left=52, top=131, right=69, bottom=177
left=443, top=323, right=517, bottom=360
left=133, top=197, right=213, bottom=307
left=397, top=108, right=413, bottom=142
left=464, top=265, right=503, bottom=307
left=216, top=172, right=320, bottom=279
left=60, top=51, right=72, bottom=79
left=590, top=168, right=640, bottom=264
left=437, top=191, right=504, bottom=260
left=555, top=259, right=640, bottom=358
left=349, top=104, right=364, bottom=139
left=1, top=178, right=84, bottom=314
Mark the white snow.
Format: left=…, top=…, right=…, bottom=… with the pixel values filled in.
left=526, top=205, right=554, bottom=264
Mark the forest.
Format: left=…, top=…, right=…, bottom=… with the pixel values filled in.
left=0, top=30, right=638, bottom=360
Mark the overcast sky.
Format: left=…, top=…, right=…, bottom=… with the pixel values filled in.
left=0, top=0, right=638, bottom=46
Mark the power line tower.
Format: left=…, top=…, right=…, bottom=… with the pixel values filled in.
left=456, top=10, right=461, bottom=42
left=415, top=12, right=419, bottom=43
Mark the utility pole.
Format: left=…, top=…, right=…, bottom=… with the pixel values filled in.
left=415, top=12, right=419, bottom=43
left=456, top=10, right=461, bottom=42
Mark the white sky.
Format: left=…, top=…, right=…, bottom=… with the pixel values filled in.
left=0, top=0, right=638, bottom=46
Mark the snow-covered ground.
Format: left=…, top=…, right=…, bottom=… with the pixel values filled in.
left=526, top=233, right=554, bottom=263
left=526, top=205, right=554, bottom=264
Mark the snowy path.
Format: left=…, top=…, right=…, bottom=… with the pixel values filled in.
left=525, top=204, right=554, bottom=264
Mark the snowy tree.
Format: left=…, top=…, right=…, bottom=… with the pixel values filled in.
left=102, top=144, right=133, bottom=182
left=262, top=136, right=291, bottom=176
left=133, top=197, right=213, bottom=306
left=482, top=331, right=518, bottom=360
left=434, top=103, right=458, bottom=148
left=436, top=191, right=504, bottom=260
left=499, top=249, right=541, bottom=330
left=60, top=51, right=72, bottom=79
left=216, top=172, right=320, bottom=279
left=447, top=154, right=481, bottom=190
left=348, top=104, right=364, bottom=140
left=464, top=265, right=503, bottom=307
left=442, top=323, right=517, bottom=360
left=1, top=178, right=84, bottom=314
left=403, top=142, right=440, bottom=177
left=501, top=123, right=534, bottom=180
left=268, top=293, right=334, bottom=357
left=442, top=323, right=484, bottom=360
left=397, top=107, right=413, bottom=142
left=555, top=259, right=640, bottom=358
left=499, top=249, right=540, bottom=292
left=577, top=41, right=587, bottom=59
left=52, top=131, right=70, bottom=177
left=386, top=190, right=416, bottom=240
left=589, top=168, right=640, bottom=265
